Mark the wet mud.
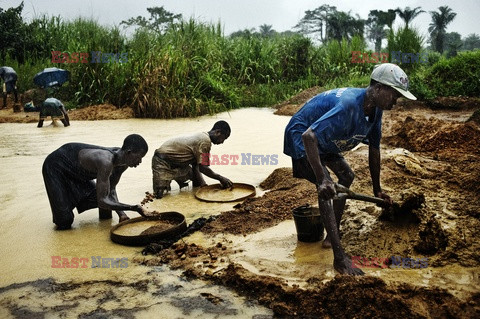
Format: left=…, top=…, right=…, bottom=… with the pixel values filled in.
left=139, top=94, right=480, bottom=318
left=0, top=269, right=270, bottom=318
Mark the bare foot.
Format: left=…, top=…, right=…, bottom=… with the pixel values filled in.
left=56, top=224, right=72, bottom=230
left=334, top=256, right=364, bottom=276
left=176, top=181, right=189, bottom=189
left=119, top=215, right=130, bottom=223
left=322, top=235, right=332, bottom=248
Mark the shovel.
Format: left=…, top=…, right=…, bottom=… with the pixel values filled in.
left=334, top=183, right=387, bottom=206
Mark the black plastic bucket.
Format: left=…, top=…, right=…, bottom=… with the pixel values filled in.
left=292, top=205, right=324, bottom=242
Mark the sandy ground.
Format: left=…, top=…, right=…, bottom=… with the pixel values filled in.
left=1, top=92, right=479, bottom=318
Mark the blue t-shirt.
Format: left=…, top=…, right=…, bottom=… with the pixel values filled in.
left=283, top=88, right=383, bottom=159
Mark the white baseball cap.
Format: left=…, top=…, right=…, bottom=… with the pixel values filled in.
left=371, top=63, right=417, bottom=100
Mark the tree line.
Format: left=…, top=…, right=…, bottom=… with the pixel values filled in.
left=0, top=2, right=478, bottom=117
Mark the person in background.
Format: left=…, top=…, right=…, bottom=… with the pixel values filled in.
left=0, top=66, right=19, bottom=109
left=37, top=97, right=70, bottom=127
left=42, top=134, right=150, bottom=230
left=283, top=63, right=417, bottom=275
left=152, top=120, right=233, bottom=199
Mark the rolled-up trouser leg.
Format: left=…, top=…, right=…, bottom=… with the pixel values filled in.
left=43, top=161, right=75, bottom=229
left=152, top=154, right=174, bottom=197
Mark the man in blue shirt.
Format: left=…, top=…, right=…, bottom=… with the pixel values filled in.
left=284, top=63, right=417, bottom=275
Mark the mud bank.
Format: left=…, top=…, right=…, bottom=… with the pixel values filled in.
left=0, top=102, right=134, bottom=123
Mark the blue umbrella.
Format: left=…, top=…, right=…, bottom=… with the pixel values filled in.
left=33, top=67, right=70, bottom=88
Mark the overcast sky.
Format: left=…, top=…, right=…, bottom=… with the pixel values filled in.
left=2, top=0, right=478, bottom=40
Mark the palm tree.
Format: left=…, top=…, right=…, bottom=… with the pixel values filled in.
left=326, top=11, right=364, bottom=41
left=396, top=6, right=425, bottom=29
left=367, top=9, right=396, bottom=51
left=428, top=6, right=457, bottom=53
left=463, top=33, right=480, bottom=51
left=294, top=4, right=336, bottom=43
left=259, top=24, right=275, bottom=37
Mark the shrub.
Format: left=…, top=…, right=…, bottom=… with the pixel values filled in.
left=425, top=50, right=480, bottom=97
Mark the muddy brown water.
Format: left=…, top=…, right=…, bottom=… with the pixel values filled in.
left=0, top=108, right=290, bottom=318
left=0, top=107, right=478, bottom=318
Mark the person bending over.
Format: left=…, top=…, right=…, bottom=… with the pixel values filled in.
left=283, top=63, right=417, bottom=275
left=42, top=134, right=149, bottom=230
left=0, top=66, right=18, bottom=109
left=37, top=97, right=70, bottom=127
left=152, top=120, right=233, bottom=199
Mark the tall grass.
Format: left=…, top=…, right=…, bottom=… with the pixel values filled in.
left=5, top=15, right=447, bottom=118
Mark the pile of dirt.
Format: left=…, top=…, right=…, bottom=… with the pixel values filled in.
left=385, top=116, right=480, bottom=156
left=68, top=104, right=134, bottom=120
left=201, top=168, right=317, bottom=235
left=273, top=86, right=323, bottom=116
left=425, top=96, right=480, bottom=110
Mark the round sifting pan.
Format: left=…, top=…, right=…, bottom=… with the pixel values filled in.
left=110, top=211, right=187, bottom=246
left=195, top=183, right=256, bottom=203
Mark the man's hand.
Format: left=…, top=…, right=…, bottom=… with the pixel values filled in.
left=375, top=191, right=393, bottom=207
left=317, top=179, right=336, bottom=201
left=135, top=205, right=149, bottom=217
left=334, top=255, right=365, bottom=276
left=116, top=211, right=130, bottom=223
left=218, top=176, right=233, bottom=189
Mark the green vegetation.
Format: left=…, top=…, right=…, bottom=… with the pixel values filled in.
left=424, top=51, right=480, bottom=97
left=1, top=3, right=479, bottom=118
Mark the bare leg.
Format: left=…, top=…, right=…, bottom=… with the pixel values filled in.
left=99, top=208, right=112, bottom=220
left=191, top=164, right=206, bottom=187
left=318, top=197, right=364, bottom=275
left=322, top=158, right=354, bottom=248
left=154, top=186, right=167, bottom=199
left=176, top=180, right=190, bottom=189
left=116, top=211, right=129, bottom=222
